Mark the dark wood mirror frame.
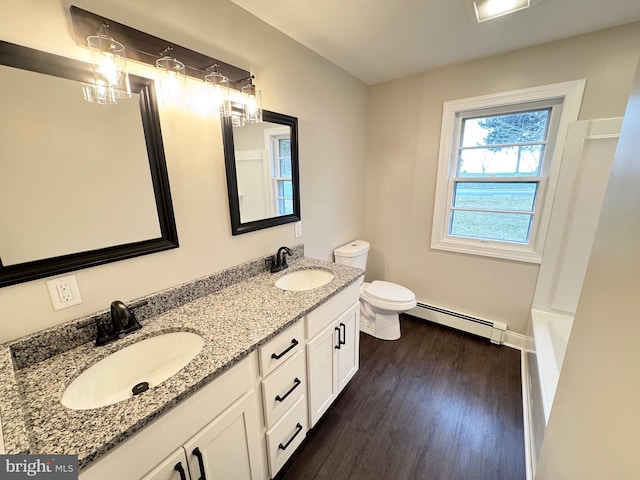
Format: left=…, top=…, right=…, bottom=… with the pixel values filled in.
left=0, top=40, right=179, bottom=288
left=222, top=110, right=301, bottom=235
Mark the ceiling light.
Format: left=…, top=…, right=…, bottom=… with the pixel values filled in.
left=474, top=0, right=530, bottom=22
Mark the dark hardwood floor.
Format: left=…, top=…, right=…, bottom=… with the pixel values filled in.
left=276, top=315, right=525, bottom=480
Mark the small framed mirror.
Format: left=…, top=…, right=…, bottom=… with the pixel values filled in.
left=222, top=110, right=300, bottom=235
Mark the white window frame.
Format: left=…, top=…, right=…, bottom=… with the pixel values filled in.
left=264, top=126, right=292, bottom=216
left=431, top=80, right=585, bottom=263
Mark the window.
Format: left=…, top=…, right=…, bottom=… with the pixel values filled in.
left=431, top=81, right=585, bottom=263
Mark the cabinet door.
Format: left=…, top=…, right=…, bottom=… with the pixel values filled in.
left=307, top=321, right=340, bottom=427
left=337, top=302, right=360, bottom=392
left=184, top=390, right=266, bottom=480
left=141, top=448, right=190, bottom=480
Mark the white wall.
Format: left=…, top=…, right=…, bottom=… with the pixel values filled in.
left=0, top=0, right=368, bottom=342
left=535, top=54, right=640, bottom=480
left=365, top=22, right=640, bottom=334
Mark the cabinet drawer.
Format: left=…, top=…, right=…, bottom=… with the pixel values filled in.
left=307, top=281, right=360, bottom=339
left=262, top=350, right=307, bottom=427
left=259, top=320, right=305, bottom=377
left=265, top=396, right=308, bottom=477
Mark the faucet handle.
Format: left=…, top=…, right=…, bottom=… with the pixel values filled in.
left=95, top=319, right=111, bottom=346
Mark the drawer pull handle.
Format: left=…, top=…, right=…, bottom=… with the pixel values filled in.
left=334, top=326, right=341, bottom=349
left=278, top=423, right=303, bottom=451
left=192, top=447, right=207, bottom=480
left=339, top=322, right=347, bottom=346
left=174, top=462, right=188, bottom=480
left=275, top=377, right=302, bottom=402
left=271, top=338, right=299, bottom=360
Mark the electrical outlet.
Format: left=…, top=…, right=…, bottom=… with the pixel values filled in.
left=294, top=221, right=303, bottom=238
left=46, top=275, right=82, bottom=311
left=56, top=282, right=73, bottom=303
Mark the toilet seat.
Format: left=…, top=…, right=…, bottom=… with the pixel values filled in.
left=360, top=281, right=417, bottom=311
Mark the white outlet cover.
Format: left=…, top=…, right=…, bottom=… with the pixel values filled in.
left=294, top=221, right=303, bottom=238
left=46, top=275, right=82, bottom=311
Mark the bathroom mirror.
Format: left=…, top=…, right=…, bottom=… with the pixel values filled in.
left=0, top=40, right=178, bottom=287
left=222, top=110, right=300, bottom=235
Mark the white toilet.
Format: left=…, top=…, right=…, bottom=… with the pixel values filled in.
left=334, top=240, right=417, bottom=341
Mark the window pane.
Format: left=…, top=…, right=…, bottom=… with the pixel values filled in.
left=279, top=158, right=292, bottom=177
left=453, top=182, right=537, bottom=212
left=279, top=138, right=291, bottom=157
left=458, top=145, right=544, bottom=177
left=277, top=180, right=292, bottom=197
left=277, top=198, right=294, bottom=215
left=450, top=211, right=532, bottom=243
left=461, top=109, right=550, bottom=147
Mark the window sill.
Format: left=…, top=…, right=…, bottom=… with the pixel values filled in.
left=431, top=238, right=542, bottom=264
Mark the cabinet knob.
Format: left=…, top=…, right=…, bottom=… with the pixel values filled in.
left=192, top=447, right=207, bottom=480
left=275, top=377, right=302, bottom=403
left=174, top=462, right=188, bottom=480
left=278, top=423, right=303, bottom=451
left=271, top=338, right=299, bottom=360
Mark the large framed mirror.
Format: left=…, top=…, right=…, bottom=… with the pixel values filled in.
left=222, top=110, right=300, bottom=235
left=0, top=41, right=178, bottom=287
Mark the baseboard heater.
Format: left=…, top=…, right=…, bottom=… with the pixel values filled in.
left=408, top=302, right=507, bottom=345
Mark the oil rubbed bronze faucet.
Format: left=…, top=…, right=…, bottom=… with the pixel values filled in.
left=77, top=300, right=147, bottom=346
left=270, top=246, right=292, bottom=273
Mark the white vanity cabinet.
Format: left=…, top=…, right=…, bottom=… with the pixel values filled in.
left=258, top=320, right=309, bottom=477
left=182, top=391, right=264, bottom=480
left=77, top=280, right=362, bottom=480
left=306, top=282, right=360, bottom=427
left=139, top=447, right=188, bottom=480
left=140, top=391, right=264, bottom=480
left=79, top=353, right=267, bottom=480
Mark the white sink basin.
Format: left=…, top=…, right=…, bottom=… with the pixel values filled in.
left=275, top=269, right=334, bottom=291
left=61, top=332, right=204, bottom=410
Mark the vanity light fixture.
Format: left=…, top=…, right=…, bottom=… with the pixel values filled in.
left=69, top=6, right=262, bottom=121
left=83, top=23, right=131, bottom=104
left=473, top=0, right=530, bottom=22
left=204, top=65, right=231, bottom=117
left=242, top=77, right=263, bottom=124
left=155, top=46, right=186, bottom=106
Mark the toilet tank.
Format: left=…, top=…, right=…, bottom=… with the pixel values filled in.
left=334, top=240, right=370, bottom=270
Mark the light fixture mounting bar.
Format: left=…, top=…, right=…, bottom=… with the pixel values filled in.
left=69, top=5, right=251, bottom=89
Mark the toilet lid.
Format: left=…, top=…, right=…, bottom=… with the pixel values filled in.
left=363, top=281, right=415, bottom=303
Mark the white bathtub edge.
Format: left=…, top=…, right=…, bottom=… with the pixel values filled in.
left=531, top=307, right=574, bottom=424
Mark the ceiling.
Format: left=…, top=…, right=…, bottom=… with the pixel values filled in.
left=229, top=0, right=640, bottom=85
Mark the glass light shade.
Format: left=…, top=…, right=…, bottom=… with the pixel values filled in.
left=474, top=0, right=530, bottom=22
left=231, top=109, right=246, bottom=127
left=204, top=71, right=231, bottom=117
left=86, top=34, right=131, bottom=100
left=242, top=83, right=262, bottom=123
left=81, top=82, right=117, bottom=105
left=155, top=56, right=187, bottom=107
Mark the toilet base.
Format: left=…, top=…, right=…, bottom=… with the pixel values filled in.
left=360, top=305, right=401, bottom=341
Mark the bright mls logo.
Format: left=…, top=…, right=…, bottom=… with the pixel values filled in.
left=0, top=455, right=77, bottom=479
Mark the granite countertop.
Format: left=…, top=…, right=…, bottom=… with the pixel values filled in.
left=0, top=257, right=364, bottom=469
